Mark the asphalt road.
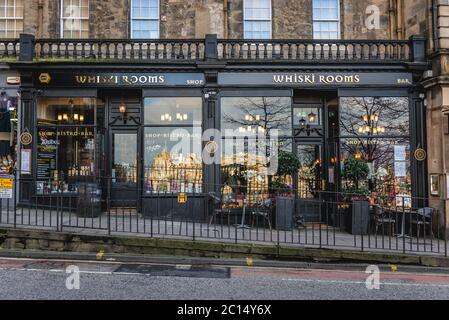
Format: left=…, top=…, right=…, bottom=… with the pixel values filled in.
left=0, top=257, right=449, bottom=300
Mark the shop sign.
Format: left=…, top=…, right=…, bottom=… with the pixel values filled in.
left=218, top=72, right=413, bottom=87
left=35, top=72, right=205, bottom=87
left=6, top=76, right=20, bottom=85
left=0, top=177, right=13, bottom=199
left=178, top=193, right=187, bottom=204
left=20, top=132, right=33, bottom=146
left=414, top=148, right=427, bottom=161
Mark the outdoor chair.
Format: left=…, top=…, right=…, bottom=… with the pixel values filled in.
left=206, top=191, right=235, bottom=234
left=411, top=207, right=435, bottom=239
left=251, top=198, right=273, bottom=231
left=372, top=205, right=396, bottom=236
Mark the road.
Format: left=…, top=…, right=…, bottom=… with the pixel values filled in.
left=0, top=257, right=449, bottom=300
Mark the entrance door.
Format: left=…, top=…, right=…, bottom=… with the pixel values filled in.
left=111, top=131, right=138, bottom=207
left=296, top=143, right=324, bottom=223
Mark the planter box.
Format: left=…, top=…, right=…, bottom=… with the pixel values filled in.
left=275, top=196, right=295, bottom=231
left=77, top=182, right=102, bottom=218
left=345, top=200, right=370, bottom=235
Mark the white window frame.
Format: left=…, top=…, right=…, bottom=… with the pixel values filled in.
left=312, top=0, right=341, bottom=40
left=0, top=0, right=24, bottom=38
left=130, top=0, right=160, bottom=39
left=243, top=0, right=272, bottom=40
left=60, top=0, right=90, bottom=39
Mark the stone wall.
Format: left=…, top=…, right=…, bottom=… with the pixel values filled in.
left=20, top=0, right=430, bottom=40
left=341, top=0, right=390, bottom=40
left=272, top=0, right=312, bottom=39
left=160, top=0, right=224, bottom=39
left=403, top=0, right=429, bottom=39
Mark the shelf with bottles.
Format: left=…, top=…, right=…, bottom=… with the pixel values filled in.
left=0, top=155, right=14, bottom=175
left=144, top=179, right=203, bottom=195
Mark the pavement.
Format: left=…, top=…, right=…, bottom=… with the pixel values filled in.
left=0, top=255, right=449, bottom=300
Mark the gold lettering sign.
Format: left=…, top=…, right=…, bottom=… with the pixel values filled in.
left=273, top=73, right=361, bottom=85
left=75, top=74, right=165, bottom=85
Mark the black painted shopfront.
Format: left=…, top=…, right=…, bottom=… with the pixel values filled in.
left=12, top=35, right=429, bottom=223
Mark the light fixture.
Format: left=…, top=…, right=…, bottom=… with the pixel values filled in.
left=80, top=115, right=85, bottom=122
left=63, top=114, right=68, bottom=121
left=256, top=115, right=261, bottom=121
left=299, top=118, right=306, bottom=127
left=119, top=102, right=127, bottom=114
left=74, top=114, right=79, bottom=121
left=308, top=112, right=317, bottom=124
left=183, top=114, right=188, bottom=120
left=355, top=153, right=362, bottom=160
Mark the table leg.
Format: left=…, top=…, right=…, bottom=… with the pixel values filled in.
left=395, top=212, right=411, bottom=239
left=237, top=205, right=251, bottom=229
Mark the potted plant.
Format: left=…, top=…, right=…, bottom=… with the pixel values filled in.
left=271, top=151, right=300, bottom=231
left=341, top=158, right=371, bottom=235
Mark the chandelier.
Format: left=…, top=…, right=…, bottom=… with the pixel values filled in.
left=358, top=113, right=385, bottom=134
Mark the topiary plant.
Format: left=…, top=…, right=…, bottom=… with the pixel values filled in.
left=342, top=158, right=370, bottom=200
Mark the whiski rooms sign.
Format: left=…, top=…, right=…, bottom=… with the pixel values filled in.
left=218, top=72, right=413, bottom=87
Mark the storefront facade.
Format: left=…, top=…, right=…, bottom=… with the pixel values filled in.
left=12, top=35, right=428, bottom=222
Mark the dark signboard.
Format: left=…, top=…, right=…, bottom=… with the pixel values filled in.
left=218, top=72, right=413, bottom=87
left=36, top=127, right=58, bottom=181
left=35, top=72, right=206, bottom=87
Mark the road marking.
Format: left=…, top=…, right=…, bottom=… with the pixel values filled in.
left=281, top=278, right=449, bottom=288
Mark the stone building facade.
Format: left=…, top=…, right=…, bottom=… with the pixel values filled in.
left=19, top=0, right=429, bottom=41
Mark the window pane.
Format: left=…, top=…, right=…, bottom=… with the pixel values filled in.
left=313, top=0, right=340, bottom=39
left=37, top=97, right=99, bottom=125
left=144, top=97, right=202, bottom=126
left=340, top=138, right=412, bottom=200
left=339, top=97, right=410, bottom=137
left=221, top=97, right=292, bottom=137
left=144, top=127, right=203, bottom=194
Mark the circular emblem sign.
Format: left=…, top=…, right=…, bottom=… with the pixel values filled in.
left=414, top=148, right=427, bottom=162
left=20, top=132, right=33, bottom=146
left=38, top=73, right=51, bottom=84
left=205, top=141, right=218, bottom=154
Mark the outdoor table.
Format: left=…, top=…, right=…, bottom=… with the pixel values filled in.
left=383, top=206, right=417, bottom=239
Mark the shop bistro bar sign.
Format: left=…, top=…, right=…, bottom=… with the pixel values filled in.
left=218, top=72, right=413, bottom=87
left=36, top=72, right=205, bottom=87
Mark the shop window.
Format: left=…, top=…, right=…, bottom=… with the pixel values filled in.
left=0, top=0, right=23, bottom=38
left=244, top=0, right=272, bottom=39
left=221, top=97, right=292, bottom=137
left=313, top=0, right=340, bottom=39
left=61, top=0, right=89, bottom=39
left=339, top=97, right=411, bottom=202
left=36, top=97, right=104, bottom=195
left=131, top=0, right=160, bottom=39
left=143, top=97, right=202, bottom=194
left=221, top=97, right=292, bottom=200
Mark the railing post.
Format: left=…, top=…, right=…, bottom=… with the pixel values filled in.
left=19, top=33, right=35, bottom=62
left=410, top=35, right=426, bottom=63
left=205, top=34, right=218, bottom=61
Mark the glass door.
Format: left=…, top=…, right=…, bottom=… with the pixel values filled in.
left=111, top=131, right=138, bottom=207
left=296, top=143, right=324, bottom=223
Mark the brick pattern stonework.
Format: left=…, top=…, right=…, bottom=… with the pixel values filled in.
left=17, top=0, right=430, bottom=40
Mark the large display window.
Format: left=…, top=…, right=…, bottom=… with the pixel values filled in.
left=143, top=97, right=203, bottom=194
left=36, top=97, right=104, bottom=195
left=221, top=97, right=292, bottom=199
left=339, top=97, right=411, bottom=204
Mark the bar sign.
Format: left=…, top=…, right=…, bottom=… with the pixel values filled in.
left=178, top=193, right=187, bottom=204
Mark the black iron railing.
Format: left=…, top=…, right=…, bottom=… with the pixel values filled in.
left=0, top=175, right=447, bottom=256
left=0, top=34, right=427, bottom=64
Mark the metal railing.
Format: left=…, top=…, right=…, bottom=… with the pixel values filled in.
left=0, top=34, right=427, bottom=64
left=0, top=176, right=446, bottom=256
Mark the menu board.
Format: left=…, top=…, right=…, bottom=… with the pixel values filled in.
left=37, top=128, right=58, bottom=180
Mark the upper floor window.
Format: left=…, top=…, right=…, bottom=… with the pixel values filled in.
left=61, top=0, right=89, bottom=39
left=244, top=0, right=272, bottom=39
left=313, top=0, right=340, bottom=39
left=131, top=0, right=160, bottom=39
left=0, top=0, right=23, bottom=38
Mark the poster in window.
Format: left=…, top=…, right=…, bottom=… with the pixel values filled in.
left=394, top=161, right=406, bottom=178
left=430, top=174, right=440, bottom=196
left=21, top=149, right=31, bottom=175
left=394, top=145, right=407, bottom=161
